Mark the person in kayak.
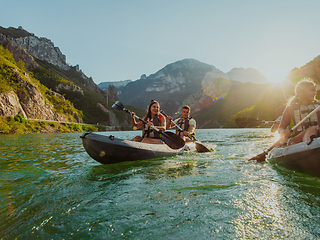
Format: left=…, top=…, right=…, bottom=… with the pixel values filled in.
left=278, top=79, right=320, bottom=144
left=130, top=100, right=166, bottom=144
left=166, top=105, right=196, bottom=142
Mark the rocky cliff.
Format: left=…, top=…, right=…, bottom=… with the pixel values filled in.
left=0, top=26, right=68, bottom=70
left=0, top=51, right=82, bottom=122
left=0, top=26, right=119, bottom=125
left=0, top=26, right=101, bottom=95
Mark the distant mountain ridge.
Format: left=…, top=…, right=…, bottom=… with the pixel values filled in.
left=98, top=62, right=269, bottom=91
left=2, top=25, right=317, bottom=129
left=98, top=79, right=132, bottom=91
left=227, top=67, right=268, bottom=84
left=113, top=58, right=269, bottom=119
left=116, top=59, right=224, bottom=114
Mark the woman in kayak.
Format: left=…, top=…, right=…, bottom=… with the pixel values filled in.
left=278, top=79, right=320, bottom=144
left=130, top=100, right=166, bottom=144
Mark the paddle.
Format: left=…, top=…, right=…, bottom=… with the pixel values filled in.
left=249, top=105, right=320, bottom=162
left=235, top=117, right=275, bottom=128
left=160, top=110, right=211, bottom=153
left=112, top=101, right=185, bottom=149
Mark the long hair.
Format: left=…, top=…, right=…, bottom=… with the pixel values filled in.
left=287, top=78, right=317, bottom=106
left=145, top=100, right=161, bottom=120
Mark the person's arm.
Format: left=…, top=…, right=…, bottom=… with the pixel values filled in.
left=166, top=116, right=173, bottom=129
left=184, top=119, right=196, bottom=136
left=278, top=106, right=292, bottom=138
left=158, top=115, right=166, bottom=132
left=146, top=115, right=166, bottom=132
left=148, top=115, right=166, bottom=132
left=131, top=112, right=144, bottom=129
left=188, top=124, right=195, bottom=135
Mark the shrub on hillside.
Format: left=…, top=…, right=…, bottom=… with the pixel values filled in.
left=14, top=114, right=26, bottom=123
left=0, top=122, right=10, bottom=133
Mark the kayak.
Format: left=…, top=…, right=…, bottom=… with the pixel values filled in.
left=268, top=137, right=320, bottom=178
left=80, top=132, right=198, bottom=164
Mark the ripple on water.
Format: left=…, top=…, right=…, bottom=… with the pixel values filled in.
left=1, top=130, right=320, bottom=239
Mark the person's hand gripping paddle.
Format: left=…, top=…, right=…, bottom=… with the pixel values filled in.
left=160, top=110, right=210, bottom=153
left=248, top=105, right=320, bottom=162
left=112, top=101, right=185, bottom=149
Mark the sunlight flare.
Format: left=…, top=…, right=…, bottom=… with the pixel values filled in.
left=201, top=72, right=231, bottom=101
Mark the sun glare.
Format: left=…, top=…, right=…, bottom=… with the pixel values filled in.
left=273, top=132, right=281, bottom=142
left=201, top=72, right=231, bottom=101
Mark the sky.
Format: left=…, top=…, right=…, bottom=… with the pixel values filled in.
left=1, top=0, right=320, bottom=84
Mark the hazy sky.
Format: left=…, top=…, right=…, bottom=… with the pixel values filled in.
left=1, top=0, right=320, bottom=84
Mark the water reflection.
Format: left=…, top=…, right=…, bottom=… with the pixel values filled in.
left=272, top=163, right=320, bottom=198
left=232, top=161, right=320, bottom=238
left=1, top=129, right=320, bottom=239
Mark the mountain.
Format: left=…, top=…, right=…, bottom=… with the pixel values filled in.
left=0, top=26, right=101, bottom=95
left=227, top=67, right=269, bottom=84
left=2, top=26, right=317, bottom=129
left=117, top=59, right=228, bottom=115
left=115, top=59, right=271, bottom=122
left=180, top=79, right=273, bottom=128
left=98, top=79, right=132, bottom=91
left=0, top=26, right=123, bottom=125
left=0, top=44, right=82, bottom=123
left=287, top=55, right=320, bottom=86
left=224, top=56, right=320, bottom=127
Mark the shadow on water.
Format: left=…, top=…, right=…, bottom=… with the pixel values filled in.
left=86, top=158, right=164, bottom=182
left=86, top=152, right=216, bottom=183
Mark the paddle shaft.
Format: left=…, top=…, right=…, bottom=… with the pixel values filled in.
left=160, top=110, right=211, bottom=152
left=165, top=113, right=184, bottom=131
left=290, top=105, right=320, bottom=132
left=262, top=120, right=276, bottom=124
left=161, top=110, right=194, bottom=138
left=266, top=105, right=320, bottom=154
left=249, top=104, right=320, bottom=162
left=124, top=108, right=164, bottom=133
left=112, top=101, right=185, bottom=149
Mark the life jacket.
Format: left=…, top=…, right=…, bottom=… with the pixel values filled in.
left=290, top=101, right=320, bottom=136
left=176, top=117, right=195, bottom=137
left=142, top=115, right=163, bottom=139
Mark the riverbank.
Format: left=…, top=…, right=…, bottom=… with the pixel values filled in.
left=0, top=114, right=98, bottom=134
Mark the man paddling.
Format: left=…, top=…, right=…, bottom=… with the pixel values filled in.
left=166, top=105, right=196, bottom=142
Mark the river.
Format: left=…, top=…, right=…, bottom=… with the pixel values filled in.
left=1, top=129, right=320, bottom=239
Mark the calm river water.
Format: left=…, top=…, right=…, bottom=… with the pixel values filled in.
left=1, top=129, right=320, bottom=239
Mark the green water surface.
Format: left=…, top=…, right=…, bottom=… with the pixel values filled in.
left=1, top=129, right=320, bottom=239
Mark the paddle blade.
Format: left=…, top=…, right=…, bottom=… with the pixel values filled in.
left=195, top=142, right=211, bottom=153
left=112, top=101, right=124, bottom=111
left=161, top=132, right=185, bottom=149
left=248, top=152, right=266, bottom=162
